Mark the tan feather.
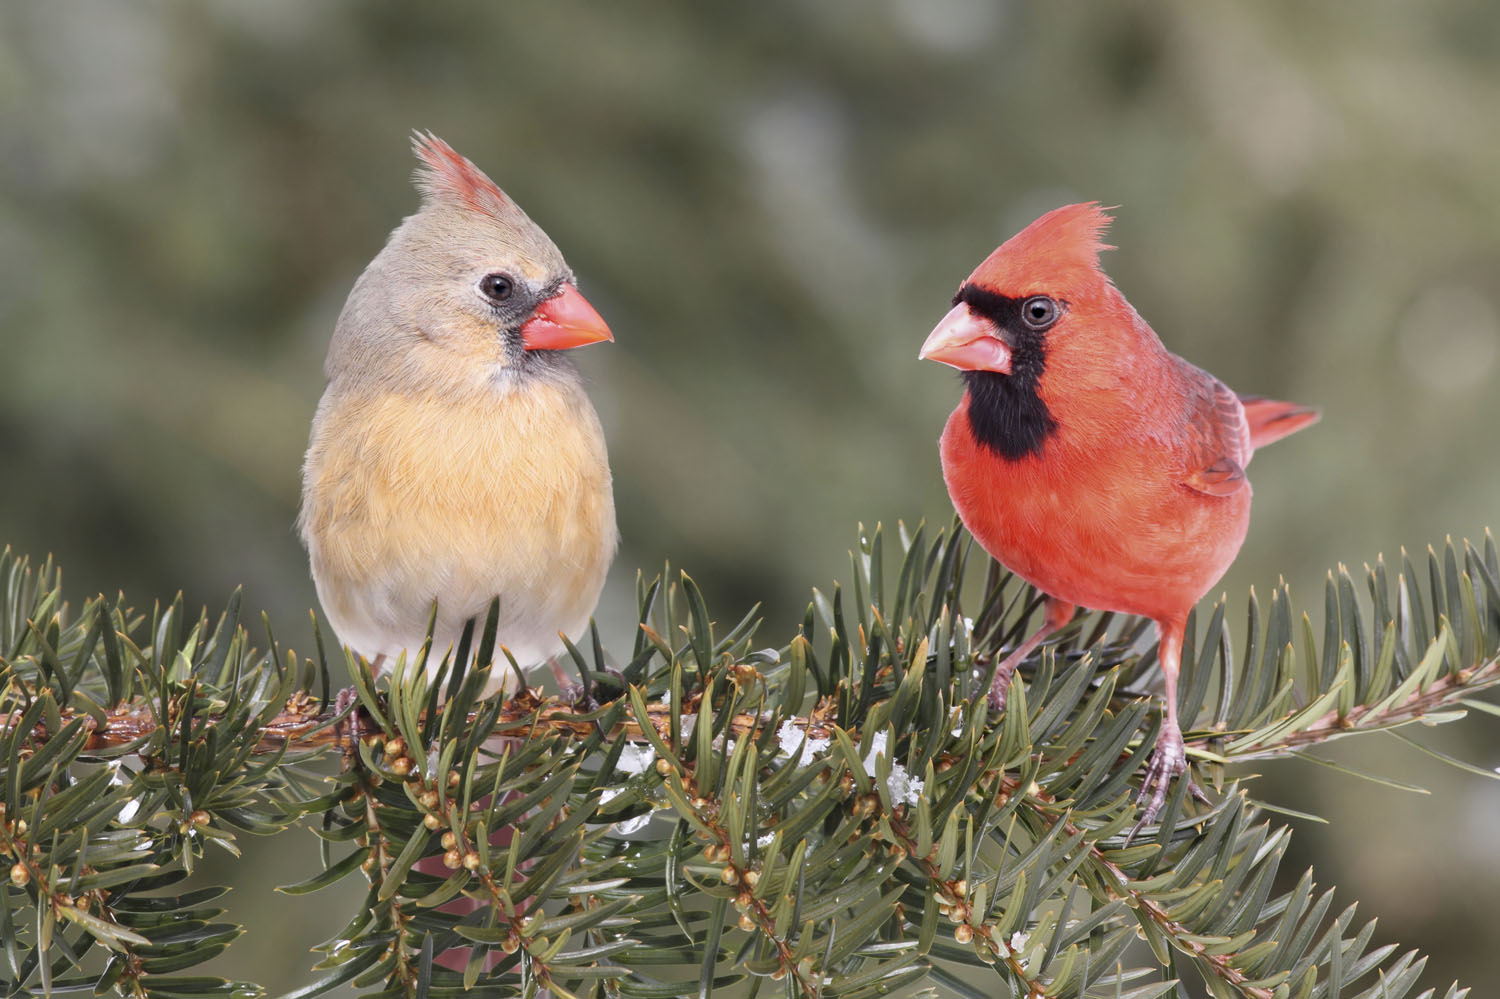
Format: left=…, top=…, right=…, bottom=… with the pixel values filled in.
left=301, top=376, right=615, bottom=693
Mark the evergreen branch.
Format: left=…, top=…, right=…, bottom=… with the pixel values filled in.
left=0, top=526, right=1494, bottom=997
left=993, top=773, right=1272, bottom=997
left=7, top=636, right=1492, bottom=786
left=1221, top=648, right=1500, bottom=762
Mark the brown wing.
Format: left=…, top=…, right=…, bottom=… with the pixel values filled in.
left=1177, top=363, right=1251, bottom=498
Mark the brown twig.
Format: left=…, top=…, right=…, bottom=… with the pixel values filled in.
left=0, top=681, right=845, bottom=758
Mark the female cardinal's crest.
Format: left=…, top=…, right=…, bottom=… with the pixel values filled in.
left=411, top=131, right=512, bottom=220
left=970, top=202, right=1118, bottom=297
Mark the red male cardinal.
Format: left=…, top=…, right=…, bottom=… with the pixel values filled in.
left=920, top=203, right=1316, bottom=817
left=299, top=133, right=617, bottom=698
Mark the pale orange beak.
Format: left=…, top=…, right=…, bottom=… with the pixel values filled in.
left=519, top=284, right=614, bottom=351
left=918, top=303, right=1011, bottom=374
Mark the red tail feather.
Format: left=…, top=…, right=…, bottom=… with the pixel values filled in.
left=1238, top=394, right=1320, bottom=450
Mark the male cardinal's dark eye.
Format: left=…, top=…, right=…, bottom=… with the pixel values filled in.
left=479, top=273, right=514, bottom=303
left=1021, top=296, right=1059, bottom=331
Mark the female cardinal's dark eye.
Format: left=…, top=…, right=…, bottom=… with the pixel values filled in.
left=1020, top=295, right=1059, bottom=331
left=479, top=273, right=514, bottom=303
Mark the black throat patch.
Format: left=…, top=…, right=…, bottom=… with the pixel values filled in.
left=954, top=285, right=1058, bottom=461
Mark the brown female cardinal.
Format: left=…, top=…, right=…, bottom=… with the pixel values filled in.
left=299, top=133, right=617, bottom=698
left=920, top=202, right=1317, bottom=817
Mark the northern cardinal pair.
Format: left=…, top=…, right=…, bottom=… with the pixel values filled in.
left=300, top=136, right=1315, bottom=817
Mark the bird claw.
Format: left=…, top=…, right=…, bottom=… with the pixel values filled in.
left=1127, top=726, right=1208, bottom=840
left=985, top=669, right=1012, bottom=712
left=592, top=666, right=628, bottom=701
left=984, top=672, right=1008, bottom=711
left=1134, top=744, right=1184, bottom=826
left=560, top=667, right=627, bottom=712
left=332, top=686, right=365, bottom=757
left=976, top=655, right=1019, bottom=713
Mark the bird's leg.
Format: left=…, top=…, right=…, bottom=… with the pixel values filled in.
left=987, top=596, right=1075, bottom=711
left=547, top=656, right=572, bottom=691
left=334, top=653, right=384, bottom=760
left=333, top=686, right=362, bottom=754
left=550, top=657, right=596, bottom=709
left=1135, top=619, right=1209, bottom=823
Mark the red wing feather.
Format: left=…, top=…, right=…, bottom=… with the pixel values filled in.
left=1184, top=456, right=1247, bottom=496
left=1178, top=365, right=1252, bottom=497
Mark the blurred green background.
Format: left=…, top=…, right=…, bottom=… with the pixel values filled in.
left=3, top=0, right=1498, bottom=992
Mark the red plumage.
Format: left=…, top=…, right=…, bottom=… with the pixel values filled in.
left=921, top=203, right=1318, bottom=819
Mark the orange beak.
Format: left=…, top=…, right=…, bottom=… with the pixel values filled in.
left=918, top=303, right=1011, bottom=374
left=519, top=284, right=614, bottom=352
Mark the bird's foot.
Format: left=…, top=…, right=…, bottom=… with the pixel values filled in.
left=332, top=686, right=365, bottom=760
left=980, top=653, right=1021, bottom=712
left=547, top=658, right=592, bottom=708
left=1129, top=724, right=1209, bottom=837
left=986, top=670, right=1012, bottom=712
left=973, top=601, right=1074, bottom=714
left=591, top=666, right=628, bottom=701
left=558, top=667, right=627, bottom=712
